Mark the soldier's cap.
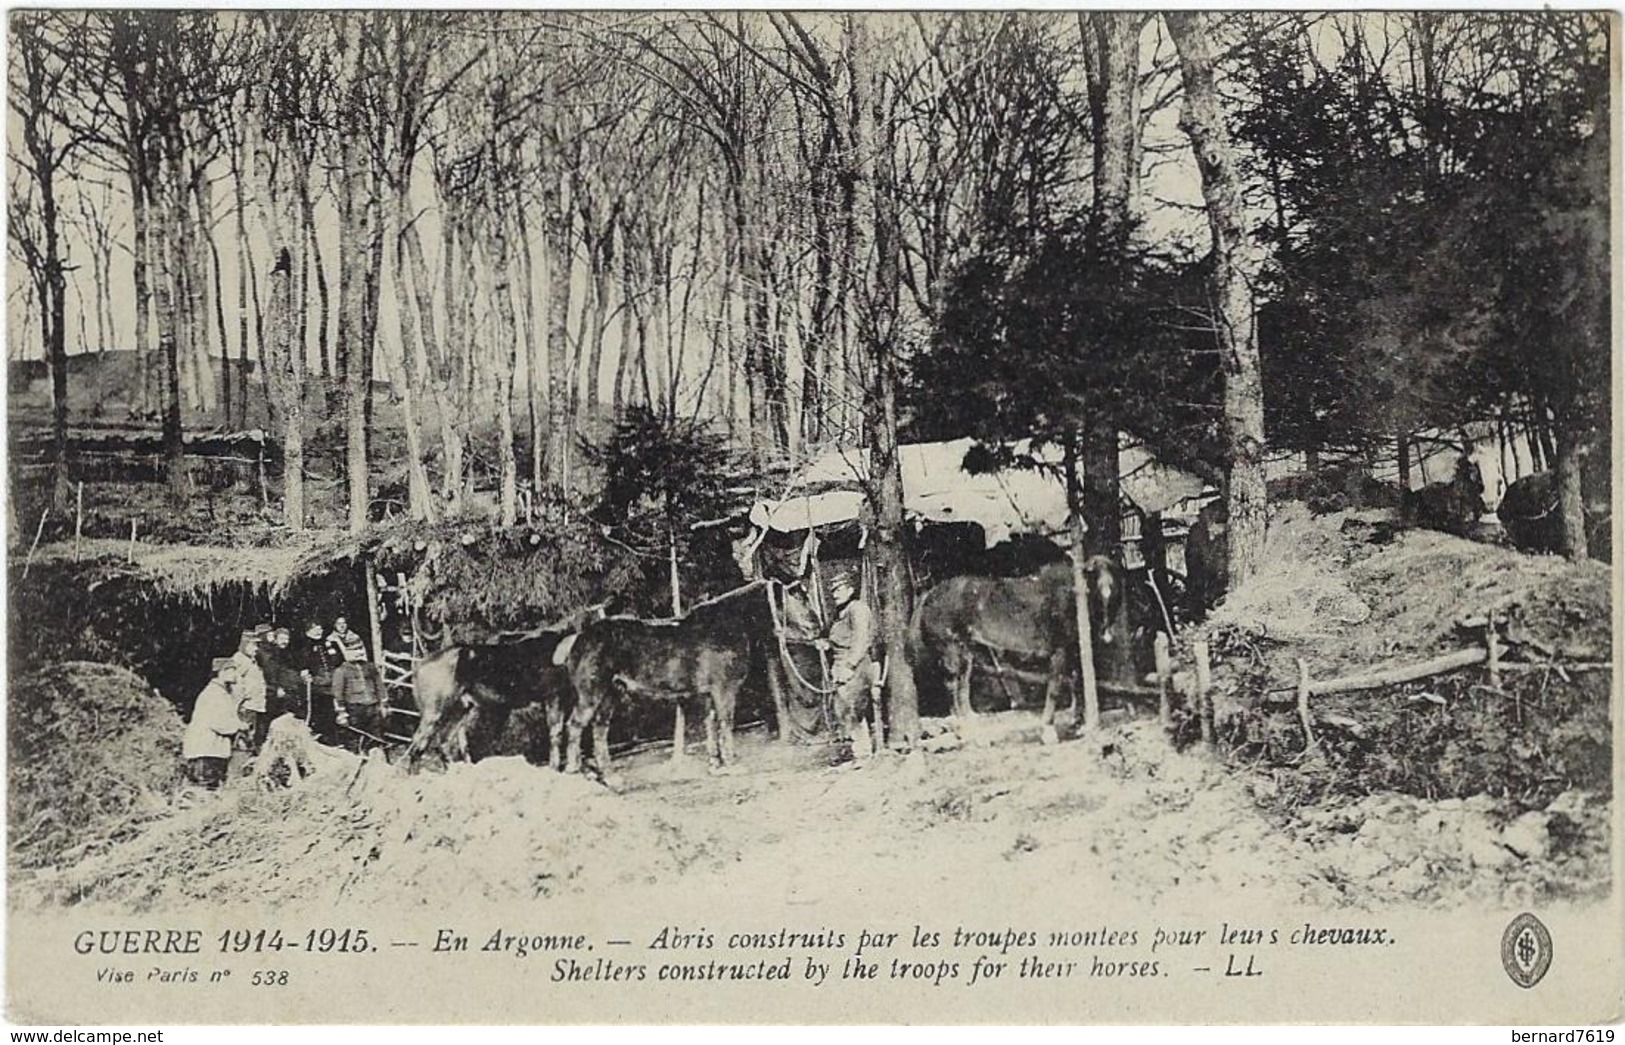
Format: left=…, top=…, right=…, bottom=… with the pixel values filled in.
left=239, top=630, right=260, bottom=645
left=211, top=656, right=235, bottom=675
left=252, top=622, right=273, bottom=637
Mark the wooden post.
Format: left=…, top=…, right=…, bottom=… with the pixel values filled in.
left=23, top=507, right=49, bottom=579
left=257, top=442, right=268, bottom=509
left=73, top=481, right=84, bottom=559
left=1296, top=658, right=1318, bottom=756
left=670, top=532, right=686, bottom=763
left=1192, top=638, right=1213, bottom=747
left=1068, top=510, right=1101, bottom=736
left=364, top=562, right=385, bottom=667
left=127, top=518, right=138, bottom=563
left=1154, top=631, right=1172, bottom=728
left=1485, top=617, right=1502, bottom=689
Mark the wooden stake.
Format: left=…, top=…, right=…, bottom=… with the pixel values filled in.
left=1192, top=638, right=1213, bottom=747
left=670, top=534, right=686, bottom=763
left=73, top=482, right=84, bottom=560
left=1154, top=631, right=1172, bottom=729
left=23, top=507, right=49, bottom=579
left=127, top=518, right=138, bottom=562
left=1296, top=658, right=1319, bottom=756
left=1485, top=618, right=1502, bottom=689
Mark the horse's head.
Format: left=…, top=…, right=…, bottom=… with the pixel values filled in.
left=1080, top=555, right=1127, bottom=645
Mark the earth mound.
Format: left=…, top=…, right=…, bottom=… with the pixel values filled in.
left=7, top=662, right=182, bottom=874
left=17, top=719, right=735, bottom=912
left=1193, top=503, right=1612, bottom=812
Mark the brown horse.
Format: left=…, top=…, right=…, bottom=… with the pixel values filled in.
left=404, top=630, right=575, bottom=772
left=562, top=580, right=778, bottom=779
left=910, top=556, right=1130, bottom=741
left=1403, top=451, right=1487, bottom=538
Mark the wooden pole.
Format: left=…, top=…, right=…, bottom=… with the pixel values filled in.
left=670, top=532, right=686, bottom=762
left=1154, top=631, right=1172, bottom=728
left=364, top=562, right=385, bottom=667
left=127, top=518, right=138, bottom=562
left=1296, top=658, right=1318, bottom=756
left=1068, top=509, right=1101, bottom=735
left=1296, top=647, right=1486, bottom=698
left=23, top=507, right=50, bottom=579
left=73, top=481, right=83, bottom=560
left=1485, top=618, right=1502, bottom=688
left=1193, top=638, right=1213, bottom=747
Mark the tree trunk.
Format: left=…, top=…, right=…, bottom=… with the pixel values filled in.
left=515, top=201, right=545, bottom=497
left=389, top=201, right=437, bottom=523
left=585, top=231, right=613, bottom=420
left=129, top=169, right=155, bottom=417
left=487, top=203, right=521, bottom=528
left=300, top=177, right=331, bottom=386
left=1066, top=440, right=1101, bottom=736
left=542, top=178, right=573, bottom=491
left=854, top=16, right=920, bottom=747
left=613, top=246, right=634, bottom=420
left=1168, top=12, right=1269, bottom=591
left=1554, top=428, right=1589, bottom=561
left=337, top=103, right=371, bottom=533
left=1078, top=12, right=1142, bottom=557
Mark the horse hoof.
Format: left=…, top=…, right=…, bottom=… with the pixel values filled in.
left=1040, top=725, right=1060, bottom=747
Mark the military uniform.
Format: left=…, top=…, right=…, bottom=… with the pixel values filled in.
left=826, top=586, right=876, bottom=755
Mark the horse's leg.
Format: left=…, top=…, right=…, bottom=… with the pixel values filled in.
left=704, top=695, right=723, bottom=770
left=947, top=645, right=974, bottom=720
left=1040, top=648, right=1066, bottom=746
left=404, top=703, right=443, bottom=773
left=565, top=691, right=595, bottom=776
left=672, top=706, right=687, bottom=763
left=720, top=686, right=738, bottom=766
left=592, top=716, right=615, bottom=787
left=546, top=695, right=565, bottom=772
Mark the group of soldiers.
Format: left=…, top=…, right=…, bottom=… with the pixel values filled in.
left=180, top=615, right=389, bottom=790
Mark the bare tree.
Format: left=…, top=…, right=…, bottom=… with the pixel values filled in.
left=1167, top=12, right=1269, bottom=588
left=8, top=11, right=89, bottom=512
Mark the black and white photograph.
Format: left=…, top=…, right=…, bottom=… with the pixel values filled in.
left=4, top=9, right=1619, bottom=1027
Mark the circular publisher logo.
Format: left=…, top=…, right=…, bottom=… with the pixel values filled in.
left=1501, top=912, right=1553, bottom=989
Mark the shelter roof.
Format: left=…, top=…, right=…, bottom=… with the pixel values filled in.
left=749, top=437, right=1208, bottom=545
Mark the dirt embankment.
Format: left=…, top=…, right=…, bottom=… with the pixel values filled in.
left=8, top=663, right=182, bottom=876
left=1184, top=504, right=1612, bottom=893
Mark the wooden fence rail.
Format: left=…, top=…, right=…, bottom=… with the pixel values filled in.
left=1185, top=615, right=1609, bottom=753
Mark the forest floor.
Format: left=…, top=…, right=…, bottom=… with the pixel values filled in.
left=7, top=506, right=1614, bottom=916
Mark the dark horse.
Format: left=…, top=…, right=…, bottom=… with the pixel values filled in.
left=1498, top=469, right=1612, bottom=562
left=1402, top=451, right=1487, bottom=538
left=563, top=580, right=777, bottom=777
left=910, top=556, right=1130, bottom=743
left=404, top=629, right=576, bottom=772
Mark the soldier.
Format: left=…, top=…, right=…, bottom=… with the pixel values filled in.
left=332, top=643, right=387, bottom=753
left=299, top=622, right=338, bottom=742
left=326, top=615, right=367, bottom=663
left=821, top=572, right=876, bottom=758
left=183, top=660, right=245, bottom=790
left=228, top=630, right=268, bottom=752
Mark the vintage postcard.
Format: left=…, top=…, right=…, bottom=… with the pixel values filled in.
left=5, top=9, right=1620, bottom=1027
